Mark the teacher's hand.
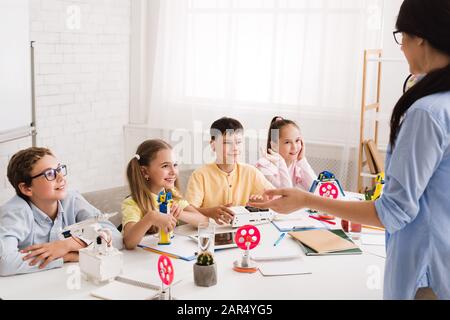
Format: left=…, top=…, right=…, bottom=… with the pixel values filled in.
left=248, top=188, right=307, bottom=214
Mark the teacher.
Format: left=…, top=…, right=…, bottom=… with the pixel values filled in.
left=250, top=0, right=450, bottom=300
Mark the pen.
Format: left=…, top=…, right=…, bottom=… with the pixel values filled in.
left=309, top=215, right=336, bottom=225
left=273, top=233, right=286, bottom=246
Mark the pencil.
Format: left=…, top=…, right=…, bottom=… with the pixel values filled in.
left=142, top=247, right=179, bottom=260
left=362, top=225, right=385, bottom=231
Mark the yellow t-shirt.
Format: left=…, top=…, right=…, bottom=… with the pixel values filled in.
left=121, top=191, right=189, bottom=228
left=185, top=163, right=274, bottom=208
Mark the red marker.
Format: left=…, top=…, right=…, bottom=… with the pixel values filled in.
left=309, top=215, right=336, bottom=225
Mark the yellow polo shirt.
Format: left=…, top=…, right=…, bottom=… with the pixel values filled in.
left=121, top=191, right=189, bottom=228
left=185, top=163, right=274, bottom=208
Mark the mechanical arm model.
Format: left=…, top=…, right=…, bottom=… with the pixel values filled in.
left=61, top=212, right=123, bottom=284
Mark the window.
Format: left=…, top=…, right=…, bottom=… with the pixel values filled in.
left=148, top=0, right=383, bottom=117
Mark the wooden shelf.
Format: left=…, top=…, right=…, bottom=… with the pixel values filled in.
left=357, top=49, right=383, bottom=193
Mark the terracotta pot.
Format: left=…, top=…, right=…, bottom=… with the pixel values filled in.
left=193, top=263, right=217, bottom=287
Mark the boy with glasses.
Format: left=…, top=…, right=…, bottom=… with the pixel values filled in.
left=0, top=147, right=122, bottom=276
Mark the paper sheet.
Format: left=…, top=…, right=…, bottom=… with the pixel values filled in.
left=272, top=209, right=329, bottom=231
left=363, top=245, right=386, bottom=258
left=251, top=244, right=302, bottom=261
left=258, top=259, right=312, bottom=277
left=361, top=234, right=385, bottom=246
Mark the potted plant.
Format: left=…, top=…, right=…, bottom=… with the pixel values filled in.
left=193, top=251, right=217, bottom=287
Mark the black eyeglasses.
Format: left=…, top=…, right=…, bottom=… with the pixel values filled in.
left=30, top=164, right=67, bottom=182
left=393, top=30, right=403, bottom=45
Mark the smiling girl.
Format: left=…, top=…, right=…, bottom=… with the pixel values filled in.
left=122, top=139, right=207, bottom=249
left=256, top=116, right=316, bottom=191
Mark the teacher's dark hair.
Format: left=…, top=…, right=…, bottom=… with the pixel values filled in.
left=390, top=0, right=450, bottom=148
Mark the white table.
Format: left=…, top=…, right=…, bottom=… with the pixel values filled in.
left=0, top=220, right=385, bottom=300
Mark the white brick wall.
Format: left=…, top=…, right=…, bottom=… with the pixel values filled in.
left=0, top=140, right=33, bottom=203
left=0, top=0, right=130, bottom=204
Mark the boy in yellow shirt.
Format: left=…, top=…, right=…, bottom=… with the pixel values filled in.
left=185, top=117, right=274, bottom=224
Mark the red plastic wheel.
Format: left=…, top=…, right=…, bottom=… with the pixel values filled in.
left=234, top=225, right=261, bottom=250
left=318, top=182, right=339, bottom=199
left=157, top=255, right=174, bottom=286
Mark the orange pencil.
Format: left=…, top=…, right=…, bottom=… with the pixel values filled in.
left=362, top=225, right=385, bottom=231
left=142, top=247, right=179, bottom=260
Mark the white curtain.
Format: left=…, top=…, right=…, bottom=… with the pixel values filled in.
left=141, top=0, right=384, bottom=190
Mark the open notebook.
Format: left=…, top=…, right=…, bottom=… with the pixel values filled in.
left=138, top=234, right=198, bottom=261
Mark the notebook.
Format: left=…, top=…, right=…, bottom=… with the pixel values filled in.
left=138, top=234, right=197, bottom=261
left=90, top=277, right=160, bottom=300
left=289, top=229, right=362, bottom=255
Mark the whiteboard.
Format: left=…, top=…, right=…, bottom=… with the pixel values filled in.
left=0, top=0, right=31, bottom=135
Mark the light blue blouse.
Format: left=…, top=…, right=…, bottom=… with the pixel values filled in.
left=0, top=190, right=123, bottom=276
left=375, top=91, right=450, bottom=299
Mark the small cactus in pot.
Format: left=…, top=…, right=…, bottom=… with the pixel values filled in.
left=193, top=251, right=217, bottom=287
left=196, top=251, right=214, bottom=266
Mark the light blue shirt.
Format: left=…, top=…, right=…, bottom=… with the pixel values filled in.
left=0, top=190, right=123, bottom=276
left=375, top=91, right=450, bottom=299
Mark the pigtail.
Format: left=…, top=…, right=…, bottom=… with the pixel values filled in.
left=126, top=154, right=156, bottom=217
left=266, top=116, right=282, bottom=153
